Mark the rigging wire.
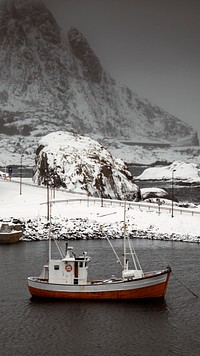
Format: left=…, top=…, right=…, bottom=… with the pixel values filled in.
left=126, top=205, right=143, bottom=272
left=128, top=237, right=143, bottom=271
left=106, top=236, right=123, bottom=268
left=52, top=236, right=65, bottom=258
left=50, top=200, right=65, bottom=258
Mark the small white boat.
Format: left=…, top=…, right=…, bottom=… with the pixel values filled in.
left=28, top=201, right=171, bottom=300
left=0, top=223, right=23, bottom=244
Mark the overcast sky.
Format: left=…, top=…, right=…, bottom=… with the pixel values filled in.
left=44, top=0, right=200, bottom=138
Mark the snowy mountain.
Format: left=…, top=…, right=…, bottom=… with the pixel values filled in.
left=0, top=0, right=199, bottom=166
left=33, top=131, right=140, bottom=200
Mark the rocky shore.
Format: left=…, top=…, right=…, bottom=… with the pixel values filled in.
left=21, top=216, right=200, bottom=244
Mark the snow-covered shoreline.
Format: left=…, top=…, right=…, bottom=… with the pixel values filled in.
left=0, top=178, right=200, bottom=243
left=135, top=161, right=200, bottom=183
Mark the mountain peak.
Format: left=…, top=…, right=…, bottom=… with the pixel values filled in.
left=68, top=27, right=103, bottom=83
left=0, top=0, right=198, bottom=166
left=0, top=0, right=43, bottom=13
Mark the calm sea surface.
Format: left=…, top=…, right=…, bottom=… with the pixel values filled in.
left=1, top=239, right=200, bottom=356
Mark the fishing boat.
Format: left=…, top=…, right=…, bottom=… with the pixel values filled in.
left=27, top=201, right=171, bottom=300
left=0, top=222, right=23, bottom=244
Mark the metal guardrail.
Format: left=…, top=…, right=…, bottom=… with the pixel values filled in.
left=6, top=178, right=200, bottom=216
left=40, top=196, right=200, bottom=217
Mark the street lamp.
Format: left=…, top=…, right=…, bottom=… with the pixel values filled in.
left=99, top=173, right=103, bottom=207
left=19, top=154, right=24, bottom=195
left=171, top=169, right=176, bottom=217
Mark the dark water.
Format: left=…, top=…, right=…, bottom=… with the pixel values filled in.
left=0, top=165, right=34, bottom=178
left=1, top=239, right=200, bottom=356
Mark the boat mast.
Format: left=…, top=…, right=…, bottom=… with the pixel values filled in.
left=123, top=200, right=127, bottom=271
left=48, top=183, right=52, bottom=263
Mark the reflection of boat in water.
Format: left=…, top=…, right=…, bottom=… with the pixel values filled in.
left=28, top=200, right=171, bottom=300
left=0, top=223, right=23, bottom=244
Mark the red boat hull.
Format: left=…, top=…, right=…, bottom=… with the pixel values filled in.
left=28, top=268, right=171, bottom=300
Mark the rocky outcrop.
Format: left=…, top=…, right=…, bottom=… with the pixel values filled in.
left=33, top=131, right=140, bottom=200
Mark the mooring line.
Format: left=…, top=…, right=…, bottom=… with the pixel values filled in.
left=151, top=244, right=199, bottom=299
left=171, top=270, right=199, bottom=299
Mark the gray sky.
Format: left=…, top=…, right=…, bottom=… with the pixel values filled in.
left=45, top=0, right=200, bottom=138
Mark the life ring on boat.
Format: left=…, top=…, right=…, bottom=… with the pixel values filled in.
left=65, top=264, right=72, bottom=272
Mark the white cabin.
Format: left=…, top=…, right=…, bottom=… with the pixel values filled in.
left=48, top=246, right=91, bottom=285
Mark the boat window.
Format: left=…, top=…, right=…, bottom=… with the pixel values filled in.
left=79, top=262, right=83, bottom=268
left=54, top=265, right=60, bottom=270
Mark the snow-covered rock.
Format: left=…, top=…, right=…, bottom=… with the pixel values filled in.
left=135, top=161, right=200, bottom=183
left=33, top=131, right=140, bottom=200
left=140, top=187, right=171, bottom=201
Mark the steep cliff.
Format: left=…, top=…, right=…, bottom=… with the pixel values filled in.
left=0, top=0, right=198, bottom=166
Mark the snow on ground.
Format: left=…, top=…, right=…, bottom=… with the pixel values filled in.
left=0, top=178, right=200, bottom=243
